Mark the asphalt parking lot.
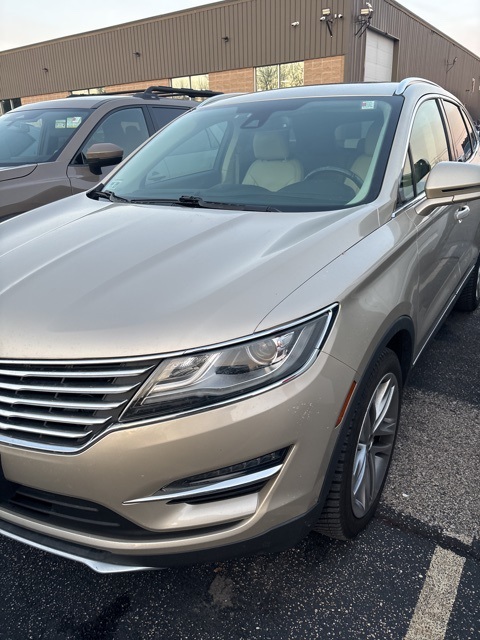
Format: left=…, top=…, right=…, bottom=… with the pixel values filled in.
left=0, top=307, right=478, bottom=640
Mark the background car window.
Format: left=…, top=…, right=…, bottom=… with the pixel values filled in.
left=443, top=100, right=473, bottom=161
left=408, top=100, right=449, bottom=195
left=149, top=106, right=190, bottom=130
left=78, top=107, right=149, bottom=161
left=0, top=109, right=90, bottom=166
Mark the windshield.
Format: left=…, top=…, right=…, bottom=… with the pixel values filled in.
left=0, top=108, right=91, bottom=166
left=103, top=96, right=402, bottom=212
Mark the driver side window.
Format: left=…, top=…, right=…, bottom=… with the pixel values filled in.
left=77, top=108, right=149, bottom=163
left=400, top=100, right=449, bottom=202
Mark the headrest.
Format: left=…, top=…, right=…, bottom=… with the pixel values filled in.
left=253, top=130, right=290, bottom=161
left=335, top=123, right=361, bottom=149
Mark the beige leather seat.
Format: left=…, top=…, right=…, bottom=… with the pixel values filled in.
left=243, top=130, right=303, bottom=191
left=350, top=120, right=383, bottom=181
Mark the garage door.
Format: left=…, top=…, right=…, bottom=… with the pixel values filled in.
left=364, top=30, right=394, bottom=82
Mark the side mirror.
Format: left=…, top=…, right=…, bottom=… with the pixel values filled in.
left=416, top=161, right=480, bottom=216
left=85, top=143, right=123, bottom=176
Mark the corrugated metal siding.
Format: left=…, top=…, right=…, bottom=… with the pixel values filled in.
left=1, top=0, right=478, bottom=116
left=346, top=0, right=480, bottom=115
left=0, top=0, right=348, bottom=99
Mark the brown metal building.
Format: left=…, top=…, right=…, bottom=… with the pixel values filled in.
left=1, top=0, right=479, bottom=118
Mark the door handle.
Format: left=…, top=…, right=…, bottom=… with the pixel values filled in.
left=455, top=205, right=470, bottom=222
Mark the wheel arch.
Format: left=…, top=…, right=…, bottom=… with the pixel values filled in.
left=382, top=319, right=415, bottom=387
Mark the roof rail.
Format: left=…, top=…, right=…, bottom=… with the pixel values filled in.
left=394, top=78, right=441, bottom=95
left=68, top=90, right=139, bottom=97
left=68, top=86, right=222, bottom=100
left=132, top=85, right=222, bottom=100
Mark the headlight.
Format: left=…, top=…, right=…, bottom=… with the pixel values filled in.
left=121, top=305, right=337, bottom=422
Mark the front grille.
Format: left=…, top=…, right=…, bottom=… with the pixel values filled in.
left=0, top=359, right=158, bottom=450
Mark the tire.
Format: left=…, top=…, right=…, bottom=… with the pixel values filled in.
left=313, top=348, right=402, bottom=540
left=455, top=257, right=480, bottom=312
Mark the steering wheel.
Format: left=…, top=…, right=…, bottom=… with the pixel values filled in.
left=305, top=166, right=363, bottom=189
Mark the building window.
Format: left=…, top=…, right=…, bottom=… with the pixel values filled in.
left=171, top=74, right=209, bottom=91
left=70, top=88, right=105, bottom=95
left=255, top=62, right=304, bottom=92
left=0, top=97, right=21, bottom=114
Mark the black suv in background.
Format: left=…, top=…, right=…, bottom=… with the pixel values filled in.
left=0, top=86, right=220, bottom=219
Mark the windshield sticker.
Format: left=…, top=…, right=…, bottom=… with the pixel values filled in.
left=55, top=120, right=66, bottom=128
left=67, top=116, right=82, bottom=128
left=361, top=101, right=375, bottom=110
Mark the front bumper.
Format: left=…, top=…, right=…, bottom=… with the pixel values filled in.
left=0, top=352, right=355, bottom=571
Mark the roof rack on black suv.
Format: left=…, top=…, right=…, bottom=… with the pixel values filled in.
left=68, top=86, right=222, bottom=100
left=133, top=85, right=222, bottom=100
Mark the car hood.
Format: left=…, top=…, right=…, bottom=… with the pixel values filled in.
left=0, top=164, right=37, bottom=182
left=0, top=196, right=376, bottom=359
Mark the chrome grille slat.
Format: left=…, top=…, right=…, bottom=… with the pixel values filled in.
left=0, top=381, right=136, bottom=394
left=0, top=419, right=92, bottom=439
left=0, top=393, right=122, bottom=411
left=0, top=358, right=159, bottom=449
left=0, top=367, right=150, bottom=378
left=0, top=407, right=108, bottom=426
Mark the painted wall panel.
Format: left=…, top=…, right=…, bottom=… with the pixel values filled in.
left=0, top=0, right=478, bottom=116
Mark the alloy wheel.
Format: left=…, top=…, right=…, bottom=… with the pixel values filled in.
left=351, top=372, right=400, bottom=518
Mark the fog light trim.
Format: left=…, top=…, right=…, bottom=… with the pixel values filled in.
left=123, top=465, right=283, bottom=505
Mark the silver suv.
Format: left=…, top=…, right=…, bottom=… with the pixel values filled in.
left=0, top=78, right=479, bottom=573
left=0, top=86, right=220, bottom=219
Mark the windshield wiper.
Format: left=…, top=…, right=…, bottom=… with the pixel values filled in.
left=87, top=187, right=130, bottom=203
left=178, top=195, right=279, bottom=212
left=128, top=195, right=279, bottom=212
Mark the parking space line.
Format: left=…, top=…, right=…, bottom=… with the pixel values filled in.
left=405, top=545, right=465, bottom=640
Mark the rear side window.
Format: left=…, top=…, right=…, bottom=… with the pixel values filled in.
left=149, top=106, right=190, bottom=130
left=407, top=100, right=449, bottom=196
left=443, top=100, right=473, bottom=161
left=463, top=113, right=479, bottom=152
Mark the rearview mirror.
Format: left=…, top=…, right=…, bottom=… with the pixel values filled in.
left=85, top=143, right=123, bottom=176
left=416, top=161, right=480, bottom=216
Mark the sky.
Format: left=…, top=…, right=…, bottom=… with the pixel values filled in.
left=0, top=0, right=479, bottom=57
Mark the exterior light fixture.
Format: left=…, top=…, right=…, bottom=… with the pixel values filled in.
left=446, top=57, right=457, bottom=71
left=42, top=67, right=49, bottom=73
left=320, top=8, right=342, bottom=38
left=356, top=2, right=374, bottom=37
left=133, top=51, right=141, bottom=58
left=222, top=36, right=230, bottom=42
